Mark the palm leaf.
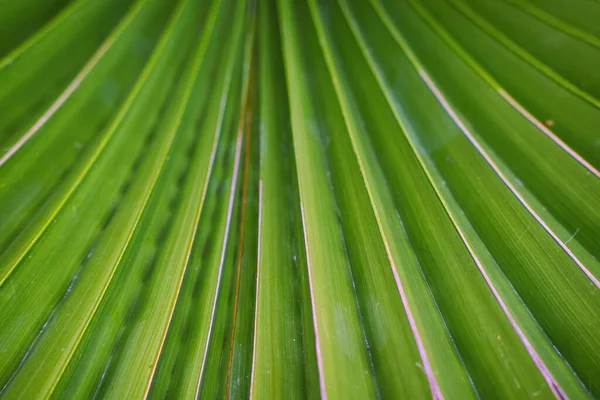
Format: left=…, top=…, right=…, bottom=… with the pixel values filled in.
left=0, top=0, right=599, bottom=398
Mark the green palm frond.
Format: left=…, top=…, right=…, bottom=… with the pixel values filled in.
left=0, top=0, right=599, bottom=398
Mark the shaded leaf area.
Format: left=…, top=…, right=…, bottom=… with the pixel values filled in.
left=0, top=0, right=599, bottom=398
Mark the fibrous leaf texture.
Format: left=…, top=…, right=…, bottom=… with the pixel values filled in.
left=0, top=0, right=599, bottom=398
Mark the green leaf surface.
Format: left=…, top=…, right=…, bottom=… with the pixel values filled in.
left=0, top=0, right=599, bottom=398
left=0, top=0, right=135, bottom=154
left=0, top=0, right=74, bottom=58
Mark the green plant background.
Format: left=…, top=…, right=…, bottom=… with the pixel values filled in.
left=0, top=0, right=599, bottom=398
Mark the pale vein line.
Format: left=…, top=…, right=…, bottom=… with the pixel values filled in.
left=142, top=0, right=226, bottom=394
left=142, top=88, right=225, bottom=398
left=356, top=2, right=581, bottom=397
left=196, top=123, right=244, bottom=398
left=249, top=180, right=263, bottom=400
left=506, top=0, right=600, bottom=51
left=0, top=0, right=86, bottom=70
left=306, top=3, right=382, bottom=392
left=389, top=265, right=444, bottom=400
left=298, top=201, right=326, bottom=400
left=515, top=223, right=532, bottom=246
left=383, top=88, right=571, bottom=396
left=446, top=0, right=600, bottom=110
left=194, top=2, right=249, bottom=393
left=408, top=0, right=600, bottom=179
left=193, top=2, right=247, bottom=395
left=0, top=0, right=145, bottom=167
left=438, top=194, right=567, bottom=399
left=49, top=0, right=197, bottom=393
left=225, top=10, right=255, bottom=396
left=277, top=0, right=327, bottom=395
left=565, top=228, right=580, bottom=245
left=0, top=40, right=107, bottom=166
left=319, top=1, right=443, bottom=398
left=419, top=70, right=600, bottom=290
left=375, top=0, right=600, bottom=291
left=0, top=0, right=152, bottom=286
left=499, top=90, right=600, bottom=178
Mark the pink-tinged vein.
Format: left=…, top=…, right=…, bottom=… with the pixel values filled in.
left=143, top=63, right=229, bottom=400
left=321, top=4, right=444, bottom=398
left=195, top=126, right=244, bottom=397
left=498, top=89, right=600, bottom=179
left=298, top=201, right=327, bottom=400
left=276, top=0, right=326, bottom=395
left=433, top=185, right=568, bottom=398
left=389, top=260, right=444, bottom=400
left=419, top=69, right=600, bottom=290
left=463, top=231, right=566, bottom=398
left=141, top=0, right=227, bottom=395
left=142, top=118, right=222, bottom=398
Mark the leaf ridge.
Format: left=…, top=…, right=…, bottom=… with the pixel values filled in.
left=446, top=0, right=600, bottom=109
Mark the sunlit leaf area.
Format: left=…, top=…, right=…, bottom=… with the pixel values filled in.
left=0, top=0, right=599, bottom=398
